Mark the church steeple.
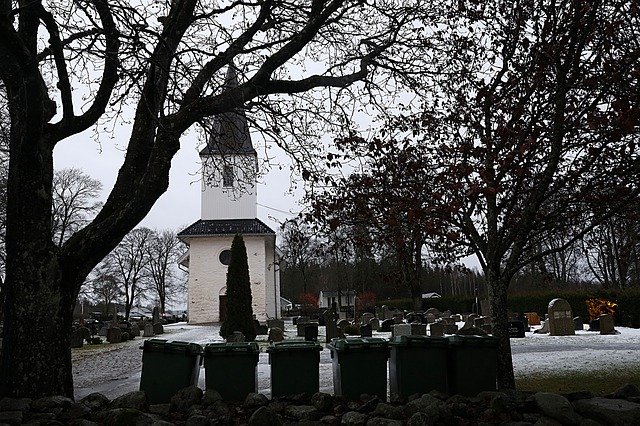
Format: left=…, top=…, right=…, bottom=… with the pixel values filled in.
left=200, top=64, right=256, bottom=157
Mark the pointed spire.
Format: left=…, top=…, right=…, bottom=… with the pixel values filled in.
left=200, top=63, right=256, bottom=157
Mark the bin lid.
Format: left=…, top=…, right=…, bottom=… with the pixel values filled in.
left=447, top=335, right=498, bottom=347
left=142, top=339, right=202, bottom=354
left=328, top=337, right=388, bottom=351
left=266, top=341, right=323, bottom=353
left=204, top=342, right=260, bottom=354
left=388, top=335, right=448, bottom=347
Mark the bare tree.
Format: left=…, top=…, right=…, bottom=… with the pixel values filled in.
left=89, top=268, right=122, bottom=318
left=51, top=168, right=103, bottom=247
left=146, top=229, right=184, bottom=316
left=0, top=0, right=434, bottom=397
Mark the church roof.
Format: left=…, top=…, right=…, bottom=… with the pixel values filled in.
left=199, top=64, right=256, bottom=157
left=177, top=218, right=275, bottom=238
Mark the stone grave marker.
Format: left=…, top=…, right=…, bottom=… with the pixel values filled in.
left=380, top=318, right=395, bottom=332
left=324, top=309, right=341, bottom=343
left=548, top=298, right=575, bottom=336
left=410, top=323, right=427, bottom=336
left=255, top=320, right=268, bottom=335
left=573, top=317, right=584, bottom=331
left=360, top=313, right=374, bottom=326
left=368, top=317, right=380, bottom=331
left=98, top=325, right=109, bottom=337
left=481, top=324, right=493, bottom=334
left=304, top=324, right=319, bottom=341
left=152, top=307, right=160, bottom=324
left=143, top=322, right=154, bottom=337
left=425, top=307, right=440, bottom=318
left=442, top=317, right=456, bottom=325
left=130, top=322, right=140, bottom=337
left=381, top=305, right=390, bottom=320
left=451, top=314, right=462, bottom=322
left=153, top=322, right=164, bottom=335
left=71, top=327, right=90, bottom=348
left=337, top=319, right=350, bottom=330
left=268, top=327, right=285, bottom=342
left=479, top=299, right=492, bottom=317
left=534, top=320, right=550, bottom=334
left=442, top=310, right=452, bottom=318
left=107, top=327, right=122, bottom=343
left=392, top=313, right=404, bottom=324
left=443, top=324, right=459, bottom=334
left=392, top=323, right=412, bottom=338
left=588, top=318, right=600, bottom=332
left=599, top=314, right=615, bottom=335
left=429, top=322, right=444, bottom=337
left=508, top=321, right=525, bottom=338
left=360, top=324, right=372, bottom=338
left=515, top=313, right=530, bottom=332
left=228, top=331, right=245, bottom=342
left=297, top=321, right=317, bottom=337
left=425, top=313, right=436, bottom=323
left=474, top=317, right=486, bottom=328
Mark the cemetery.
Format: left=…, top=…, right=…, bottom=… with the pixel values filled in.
left=1, top=298, right=633, bottom=424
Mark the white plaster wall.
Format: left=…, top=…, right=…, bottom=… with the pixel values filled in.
left=201, top=155, right=257, bottom=220
left=187, top=235, right=270, bottom=323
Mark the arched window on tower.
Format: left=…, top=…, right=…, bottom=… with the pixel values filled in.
left=222, top=164, right=233, bottom=187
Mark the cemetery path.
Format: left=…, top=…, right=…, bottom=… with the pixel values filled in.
left=73, top=321, right=640, bottom=400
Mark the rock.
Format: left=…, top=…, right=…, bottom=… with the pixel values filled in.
left=358, top=396, right=381, bottom=414
left=320, top=414, right=339, bottom=425
left=244, top=393, right=269, bottom=409
left=612, top=383, right=640, bottom=399
left=110, top=390, right=148, bottom=412
left=365, top=418, right=403, bottom=426
left=573, top=397, right=640, bottom=425
left=311, top=392, right=334, bottom=412
left=149, top=403, right=171, bottom=416
left=405, top=394, right=452, bottom=423
left=95, top=408, right=156, bottom=425
left=562, top=391, right=594, bottom=402
left=249, top=406, right=283, bottom=425
left=285, top=404, right=318, bottom=420
left=202, top=389, right=222, bottom=406
left=372, top=403, right=404, bottom=420
left=69, top=419, right=100, bottom=426
left=211, top=399, right=230, bottom=417
left=341, top=410, right=368, bottom=425
left=185, top=414, right=210, bottom=426
left=533, top=392, right=582, bottom=425
left=0, top=410, right=23, bottom=424
left=79, top=392, right=111, bottom=413
left=406, top=412, right=430, bottom=426
left=0, top=397, right=31, bottom=412
left=170, top=385, right=203, bottom=412
left=58, top=402, right=92, bottom=421
left=31, top=395, right=74, bottom=412
left=533, top=416, right=563, bottom=425
left=427, top=390, right=449, bottom=401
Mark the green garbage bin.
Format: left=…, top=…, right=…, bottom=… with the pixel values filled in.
left=389, top=335, right=448, bottom=399
left=203, top=342, right=260, bottom=401
left=328, top=338, right=389, bottom=401
left=447, top=335, right=498, bottom=396
left=139, top=339, right=202, bottom=404
left=267, top=341, right=323, bottom=398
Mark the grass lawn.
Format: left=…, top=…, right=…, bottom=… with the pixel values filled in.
left=516, top=368, right=640, bottom=395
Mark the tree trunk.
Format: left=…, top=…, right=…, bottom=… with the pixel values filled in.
left=487, top=272, right=516, bottom=389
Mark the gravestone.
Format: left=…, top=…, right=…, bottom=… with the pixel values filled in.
left=268, top=327, right=285, bottom=342
left=548, top=298, right=575, bottom=336
left=143, top=323, right=154, bottom=337
left=425, top=308, right=440, bottom=318
left=534, top=320, right=550, bottom=334
left=481, top=324, right=493, bottom=334
left=130, top=322, right=140, bottom=337
left=442, top=317, right=456, bottom=325
left=525, top=312, right=541, bottom=326
left=451, top=314, right=462, bottom=322
left=467, top=313, right=479, bottom=323
left=360, top=324, right=372, bottom=338
left=381, top=305, right=390, bottom=320
left=514, top=313, right=530, bottom=332
left=588, top=318, right=600, bottom=332
left=443, top=324, right=459, bottom=334
left=442, top=310, right=452, bottom=318
left=474, top=317, right=486, bottom=328
left=71, top=327, right=88, bottom=348
left=479, top=299, right=492, bottom=317
left=304, top=324, right=318, bottom=341
left=255, top=320, right=268, bottom=335
left=380, top=319, right=395, bottom=332
left=153, top=322, right=164, bottom=335
left=324, top=308, right=340, bottom=343
left=98, top=326, right=109, bottom=337
left=152, top=307, right=160, bottom=324
left=599, top=314, right=615, bottom=335
left=337, top=319, right=350, bottom=330
left=392, top=324, right=412, bottom=338
left=368, top=317, right=380, bottom=331
left=392, top=314, right=404, bottom=324
left=410, top=323, right=427, bottom=336
left=267, top=319, right=285, bottom=331
left=573, top=317, right=584, bottom=331
left=425, top=313, right=436, bottom=324
left=508, top=321, right=525, bottom=338
left=293, top=316, right=310, bottom=326
left=106, top=327, right=122, bottom=343
left=361, top=313, right=374, bottom=326
left=429, top=322, right=444, bottom=337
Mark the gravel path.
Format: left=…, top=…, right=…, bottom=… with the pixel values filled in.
left=72, top=320, right=640, bottom=400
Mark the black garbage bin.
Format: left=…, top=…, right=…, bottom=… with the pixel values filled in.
left=388, top=335, right=448, bottom=399
left=139, top=339, right=202, bottom=404
left=447, top=335, right=498, bottom=396
left=267, top=341, right=323, bottom=398
left=328, top=338, right=389, bottom=400
left=203, top=342, right=260, bottom=401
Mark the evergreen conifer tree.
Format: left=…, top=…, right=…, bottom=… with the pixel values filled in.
left=220, top=234, right=256, bottom=341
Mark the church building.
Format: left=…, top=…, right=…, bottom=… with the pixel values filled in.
left=178, top=66, right=282, bottom=324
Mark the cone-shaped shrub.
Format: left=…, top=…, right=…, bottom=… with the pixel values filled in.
left=220, top=234, right=256, bottom=341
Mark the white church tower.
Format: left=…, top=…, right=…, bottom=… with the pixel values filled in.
left=178, top=65, right=281, bottom=323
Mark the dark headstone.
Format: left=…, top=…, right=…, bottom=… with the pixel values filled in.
left=573, top=316, right=584, bottom=331
left=429, top=322, right=444, bottom=337
left=106, top=327, right=122, bottom=344
left=143, top=323, right=154, bottom=337
left=71, top=327, right=88, bottom=348
left=254, top=320, right=268, bottom=335
left=380, top=319, right=395, bottom=332
left=152, top=307, right=160, bottom=324
left=360, top=324, right=372, bottom=337
left=548, top=298, right=575, bottom=336
left=268, top=327, right=284, bottom=342
left=153, top=322, right=164, bottom=335
left=599, top=314, right=615, bottom=335
left=267, top=319, right=285, bottom=331
left=304, top=324, right=319, bottom=341
left=508, top=321, right=525, bottom=338
left=323, top=309, right=340, bottom=343
left=588, top=318, right=600, bottom=332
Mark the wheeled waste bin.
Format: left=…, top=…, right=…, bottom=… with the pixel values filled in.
left=267, top=341, right=323, bottom=398
left=388, top=335, right=448, bottom=399
left=139, top=339, right=202, bottom=404
left=203, top=342, right=260, bottom=401
left=328, top=338, right=389, bottom=400
left=447, top=335, right=498, bottom=396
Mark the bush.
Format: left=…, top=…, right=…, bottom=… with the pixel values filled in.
left=220, top=234, right=257, bottom=341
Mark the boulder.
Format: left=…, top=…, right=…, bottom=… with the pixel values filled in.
left=573, top=397, right=640, bottom=425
